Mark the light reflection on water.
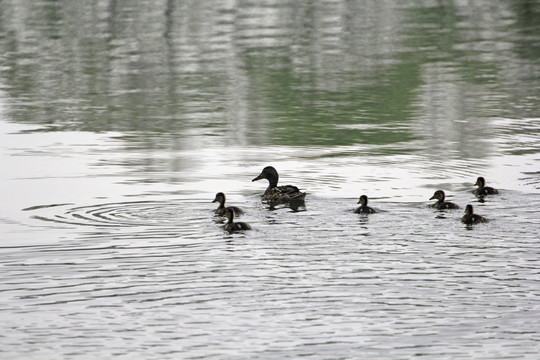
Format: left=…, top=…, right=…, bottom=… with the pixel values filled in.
left=3, top=190, right=540, bottom=359
left=2, top=117, right=540, bottom=358
left=2, top=124, right=539, bottom=358
left=1, top=0, right=540, bottom=359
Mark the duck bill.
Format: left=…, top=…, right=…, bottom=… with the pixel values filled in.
left=252, top=173, right=264, bottom=182
left=429, top=195, right=436, bottom=200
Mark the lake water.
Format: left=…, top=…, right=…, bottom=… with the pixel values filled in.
left=1, top=1, right=540, bottom=359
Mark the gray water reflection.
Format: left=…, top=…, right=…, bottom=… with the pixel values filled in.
left=1, top=0, right=540, bottom=359
left=1, top=1, right=538, bottom=148
left=3, top=194, right=540, bottom=359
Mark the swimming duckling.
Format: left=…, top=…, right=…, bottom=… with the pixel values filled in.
left=223, top=207, right=251, bottom=232
left=461, top=204, right=487, bottom=225
left=212, top=192, right=244, bottom=216
left=252, top=166, right=306, bottom=202
left=474, top=177, right=499, bottom=196
left=355, top=195, right=377, bottom=214
left=429, top=190, right=460, bottom=210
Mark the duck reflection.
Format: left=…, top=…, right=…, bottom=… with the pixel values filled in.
left=264, top=198, right=306, bottom=212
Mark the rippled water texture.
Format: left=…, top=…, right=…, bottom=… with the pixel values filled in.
left=1, top=1, right=540, bottom=359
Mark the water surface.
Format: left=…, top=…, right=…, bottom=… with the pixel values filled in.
left=1, top=1, right=540, bottom=359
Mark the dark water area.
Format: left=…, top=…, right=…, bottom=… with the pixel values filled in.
left=1, top=1, right=540, bottom=359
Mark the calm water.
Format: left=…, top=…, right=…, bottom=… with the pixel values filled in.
left=1, top=1, right=540, bottom=359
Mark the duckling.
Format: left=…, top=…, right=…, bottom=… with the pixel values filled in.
left=474, top=176, right=499, bottom=196
left=252, top=166, right=306, bottom=202
left=223, top=207, right=251, bottom=232
left=212, top=192, right=244, bottom=216
left=429, top=190, right=460, bottom=210
left=355, top=195, right=377, bottom=214
left=461, top=204, right=487, bottom=224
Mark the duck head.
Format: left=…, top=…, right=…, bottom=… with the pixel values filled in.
left=475, top=177, right=486, bottom=187
left=224, top=207, right=236, bottom=223
left=464, top=204, right=474, bottom=216
left=252, top=166, right=279, bottom=188
left=212, top=192, right=225, bottom=205
left=430, top=190, right=445, bottom=201
left=357, top=195, right=369, bottom=206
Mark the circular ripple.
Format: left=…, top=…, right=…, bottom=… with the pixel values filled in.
left=26, top=200, right=204, bottom=228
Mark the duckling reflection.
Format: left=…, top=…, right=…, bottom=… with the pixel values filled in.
left=355, top=195, right=377, bottom=214
left=473, top=177, right=499, bottom=196
left=223, top=207, right=251, bottom=232
left=461, top=204, right=487, bottom=225
left=212, top=192, right=244, bottom=216
left=252, top=166, right=306, bottom=202
left=429, top=190, right=459, bottom=210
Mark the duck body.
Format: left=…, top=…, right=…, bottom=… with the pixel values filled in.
left=431, top=201, right=460, bottom=210
left=213, top=192, right=244, bottom=216
left=263, top=185, right=306, bottom=202
left=461, top=204, right=487, bottom=225
left=430, top=190, right=459, bottom=210
left=224, top=222, right=252, bottom=232
left=223, top=208, right=251, bottom=232
left=252, top=166, right=306, bottom=202
left=473, top=177, right=499, bottom=196
left=355, top=195, right=376, bottom=214
left=355, top=206, right=376, bottom=214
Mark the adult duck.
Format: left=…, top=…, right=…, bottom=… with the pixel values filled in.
left=461, top=204, right=487, bottom=225
left=429, top=190, right=459, bottom=210
left=252, top=166, right=306, bottom=201
left=474, top=177, right=499, bottom=196
left=212, top=192, right=244, bottom=216
left=223, top=207, right=251, bottom=232
left=355, top=195, right=377, bottom=214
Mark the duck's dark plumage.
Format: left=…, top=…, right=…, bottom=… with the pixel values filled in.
left=474, top=177, right=499, bottom=196
left=223, top=207, right=251, bottom=232
left=212, top=192, right=244, bottom=216
left=355, top=195, right=377, bottom=214
left=252, top=166, right=306, bottom=202
left=461, top=204, right=487, bottom=224
left=430, top=190, right=460, bottom=210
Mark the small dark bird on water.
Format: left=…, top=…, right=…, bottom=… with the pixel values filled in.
left=212, top=192, right=244, bottom=216
left=429, top=190, right=460, bottom=210
left=223, top=207, right=251, bottom=232
left=461, top=204, right=488, bottom=225
left=473, top=177, right=499, bottom=196
left=355, top=195, right=377, bottom=214
left=252, top=166, right=306, bottom=202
